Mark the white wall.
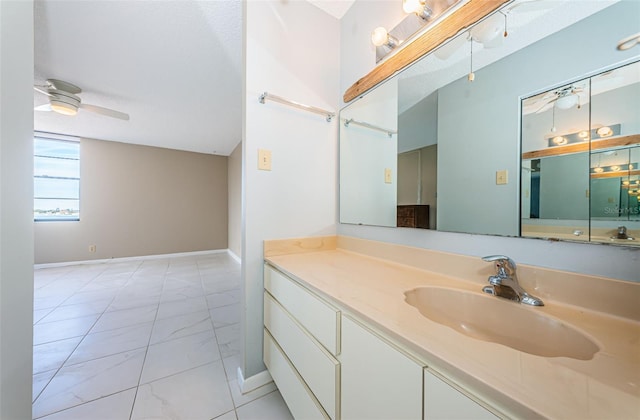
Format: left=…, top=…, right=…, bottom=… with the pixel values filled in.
left=0, top=1, right=34, bottom=418
left=242, top=0, right=339, bottom=379
left=339, top=1, right=640, bottom=281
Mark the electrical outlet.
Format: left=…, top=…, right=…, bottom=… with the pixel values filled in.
left=258, top=149, right=272, bottom=171
left=496, top=170, right=508, bottom=185
left=89, top=245, right=96, bottom=253
left=384, top=168, right=392, bottom=184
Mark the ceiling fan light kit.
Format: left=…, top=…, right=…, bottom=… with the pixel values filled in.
left=34, top=79, right=129, bottom=121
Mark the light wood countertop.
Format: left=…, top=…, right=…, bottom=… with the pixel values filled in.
left=264, top=236, right=640, bottom=419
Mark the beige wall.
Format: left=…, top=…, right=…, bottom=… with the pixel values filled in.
left=34, top=138, right=228, bottom=264
left=227, top=141, right=241, bottom=259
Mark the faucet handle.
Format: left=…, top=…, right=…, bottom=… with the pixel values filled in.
left=482, top=255, right=516, bottom=276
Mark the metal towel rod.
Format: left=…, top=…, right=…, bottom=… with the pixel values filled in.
left=343, top=118, right=397, bottom=138
left=259, top=92, right=335, bottom=122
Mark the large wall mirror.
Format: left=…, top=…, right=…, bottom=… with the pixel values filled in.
left=339, top=0, right=640, bottom=246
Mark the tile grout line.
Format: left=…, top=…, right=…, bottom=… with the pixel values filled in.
left=128, top=258, right=170, bottom=420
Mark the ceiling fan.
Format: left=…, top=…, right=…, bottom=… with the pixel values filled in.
left=34, top=79, right=129, bottom=121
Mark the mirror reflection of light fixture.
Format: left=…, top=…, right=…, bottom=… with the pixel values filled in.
left=611, top=165, right=621, bottom=172
left=617, top=32, right=640, bottom=51
left=596, top=126, right=613, bottom=138
left=552, top=136, right=567, bottom=145
left=468, top=35, right=475, bottom=82
left=593, top=166, right=604, bottom=173
left=578, top=130, right=590, bottom=140
left=554, top=93, right=579, bottom=110
left=371, top=27, right=400, bottom=49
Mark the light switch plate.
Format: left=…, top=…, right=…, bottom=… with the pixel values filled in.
left=384, top=168, right=392, bottom=184
left=258, top=149, right=272, bottom=171
left=496, top=169, right=508, bottom=185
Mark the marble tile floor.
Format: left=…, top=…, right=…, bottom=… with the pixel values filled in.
left=32, top=253, right=293, bottom=420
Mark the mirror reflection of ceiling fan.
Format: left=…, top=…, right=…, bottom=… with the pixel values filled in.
left=34, top=79, right=129, bottom=121
left=521, top=83, right=588, bottom=115
left=532, top=84, right=586, bottom=113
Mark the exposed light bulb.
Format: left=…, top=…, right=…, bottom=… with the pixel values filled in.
left=402, top=0, right=422, bottom=13
left=371, top=27, right=399, bottom=48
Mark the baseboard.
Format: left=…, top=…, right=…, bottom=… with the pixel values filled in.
left=227, top=249, right=241, bottom=264
left=34, top=249, right=229, bottom=269
left=237, top=367, right=273, bottom=394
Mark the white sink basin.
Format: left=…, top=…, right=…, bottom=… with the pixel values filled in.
left=404, top=286, right=599, bottom=360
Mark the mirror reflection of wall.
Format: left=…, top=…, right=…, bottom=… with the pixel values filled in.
left=340, top=79, right=398, bottom=227
left=397, top=90, right=438, bottom=229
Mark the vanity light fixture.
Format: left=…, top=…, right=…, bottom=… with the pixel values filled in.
left=403, top=0, right=433, bottom=21
left=371, top=27, right=400, bottom=49
left=593, top=166, right=604, bottom=173
left=611, top=165, right=621, bottom=172
left=617, top=32, right=640, bottom=51
left=578, top=130, right=590, bottom=140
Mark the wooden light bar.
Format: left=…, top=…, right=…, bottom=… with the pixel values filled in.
left=343, top=0, right=510, bottom=103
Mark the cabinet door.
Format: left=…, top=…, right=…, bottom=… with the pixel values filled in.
left=341, top=315, right=423, bottom=419
left=424, top=370, right=498, bottom=420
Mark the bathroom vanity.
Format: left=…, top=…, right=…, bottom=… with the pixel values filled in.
left=262, top=236, right=640, bottom=419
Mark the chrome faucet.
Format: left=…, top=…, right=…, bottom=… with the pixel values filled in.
left=481, top=255, right=544, bottom=306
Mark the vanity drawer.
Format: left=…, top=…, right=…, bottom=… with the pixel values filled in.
left=264, top=264, right=340, bottom=355
left=264, top=329, right=328, bottom=420
left=264, top=292, right=339, bottom=419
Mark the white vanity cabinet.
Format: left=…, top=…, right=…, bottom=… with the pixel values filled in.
left=340, top=315, right=424, bottom=419
left=263, top=263, right=500, bottom=420
left=263, top=265, right=341, bottom=419
left=424, top=370, right=499, bottom=420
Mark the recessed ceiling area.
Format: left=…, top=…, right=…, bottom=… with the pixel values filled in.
left=34, top=0, right=243, bottom=155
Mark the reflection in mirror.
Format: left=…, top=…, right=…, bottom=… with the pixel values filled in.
left=521, top=61, right=640, bottom=245
left=339, top=0, right=640, bottom=243
left=340, top=79, right=398, bottom=227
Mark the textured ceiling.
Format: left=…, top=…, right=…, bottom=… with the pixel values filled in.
left=34, top=0, right=243, bottom=155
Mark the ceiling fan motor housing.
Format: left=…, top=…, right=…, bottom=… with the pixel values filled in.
left=49, top=89, right=80, bottom=115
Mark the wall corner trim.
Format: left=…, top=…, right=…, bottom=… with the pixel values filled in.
left=237, top=367, right=273, bottom=394
left=227, top=249, right=242, bottom=264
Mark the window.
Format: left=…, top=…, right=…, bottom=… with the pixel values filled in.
left=34, top=135, right=80, bottom=221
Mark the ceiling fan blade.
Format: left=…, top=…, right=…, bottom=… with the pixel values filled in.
left=34, top=86, right=53, bottom=97
left=34, top=104, right=52, bottom=112
left=534, top=98, right=555, bottom=114
left=80, top=103, right=129, bottom=121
